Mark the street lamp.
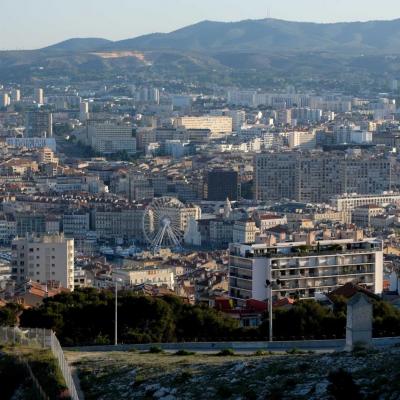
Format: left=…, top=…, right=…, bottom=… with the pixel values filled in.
left=265, top=278, right=282, bottom=342
left=114, top=277, right=123, bottom=346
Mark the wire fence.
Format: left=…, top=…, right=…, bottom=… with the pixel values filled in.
left=18, top=355, right=50, bottom=400
left=0, top=327, right=80, bottom=400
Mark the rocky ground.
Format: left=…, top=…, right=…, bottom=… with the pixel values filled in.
left=66, top=346, right=400, bottom=400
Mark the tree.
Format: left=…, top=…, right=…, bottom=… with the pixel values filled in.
left=0, top=303, right=22, bottom=326
left=20, top=289, right=241, bottom=346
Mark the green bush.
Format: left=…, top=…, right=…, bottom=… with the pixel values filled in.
left=128, top=347, right=137, bottom=352
left=174, top=349, right=195, bottom=356
left=286, top=348, right=306, bottom=355
left=254, top=349, right=270, bottom=356
left=216, top=348, right=235, bottom=356
left=132, top=373, right=146, bottom=387
left=148, top=346, right=164, bottom=354
left=25, top=349, right=68, bottom=399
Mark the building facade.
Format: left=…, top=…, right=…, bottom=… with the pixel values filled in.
left=254, top=152, right=393, bottom=203
left=11, top=234, right=74, bottom=290
left=229, top=234, right=383, bottom=306
left=87, top=121, right=136, bottom=154
left=175, top=116, right=233, bottom=136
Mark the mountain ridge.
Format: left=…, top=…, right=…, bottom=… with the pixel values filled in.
left=42, top=18, right=400, bottom=54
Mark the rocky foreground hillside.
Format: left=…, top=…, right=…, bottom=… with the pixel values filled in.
left=67, top=346, right=400, bottom=400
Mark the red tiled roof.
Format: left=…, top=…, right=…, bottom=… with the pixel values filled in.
left=326, top=282, right=379, bottom=302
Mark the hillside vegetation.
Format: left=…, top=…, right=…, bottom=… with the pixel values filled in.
left=69, top=346, right=400, bottom=400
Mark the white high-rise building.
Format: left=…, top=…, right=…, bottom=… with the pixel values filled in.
left=11, top=234, right=74, bottom=290
left=79, top=101, right=89, bottom=121
left=0, top=93, right=10, bottom=108
left=210, top=109, right=246, bottom=132
left=229, top=232, right=383, bottom=306
left=34, top=88, right=44, bottom=105
left=288, top=131, right=316, bottom=150
left=11, top=89, right=21, bottom=103
left=174, top=116, right=233, bottom=136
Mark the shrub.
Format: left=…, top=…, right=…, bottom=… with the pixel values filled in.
left=174, top=349, right=195, bottom=356
left=286, top=348, right=306, bottom=355
left=132, top=373, right=146, bottom=387
left=148, top=346, right=164, bottom=354
left=254, top=349, right=270, bottom=356
left=128, top=347, right=137, bottom=353
left=216, top=348, right=235, bottom=356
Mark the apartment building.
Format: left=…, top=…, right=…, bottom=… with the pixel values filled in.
left=254, top=152, right=393, bottom=203
left=229, top=232, right=383, bottom=307
left=15, top=213, right=46, bottom=237
left=232, top=220, right=259, bottom=244
left=62, top=212, right=90, bottom=238
left=113, top=266, right=175, bottom=289
left=206, top=169, right=239, bottom=201
left=174, top=116, right=233, bottom=136
left=38, top=147, right=58, bottom=164
left=254, top=213, right=288, bottom=233
left=352, top=205, right=384, bottom=228
left=94, top=208, right=145, bottom=242
left=331, top=192, right=400, bottom=223
left=291, top=108, right=322, bottom=124
left=26, top=110, right=53, bottom=137
left=86, top=121, right=136, bottom=154
left=210, top=109, right=246, bottom=132
left=0, top=214, right=16, bottom=244
left=11, top=234, right=74, bottom=290
left=287, top=131, right=316, bottom=150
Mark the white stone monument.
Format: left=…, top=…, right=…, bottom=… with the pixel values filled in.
left=346, top=293, right=373, bottom=350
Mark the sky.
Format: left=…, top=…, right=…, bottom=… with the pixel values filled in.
left=2, top=0, right=400, bottom=50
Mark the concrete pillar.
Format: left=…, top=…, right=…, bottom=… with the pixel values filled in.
left=346, top=293, right=373, bottom=350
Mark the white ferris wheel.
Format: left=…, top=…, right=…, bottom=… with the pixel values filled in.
left=142, top=197, right=184, bottom=250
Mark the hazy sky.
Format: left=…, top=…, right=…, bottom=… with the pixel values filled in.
left=2, top=0, right=400, bottom=50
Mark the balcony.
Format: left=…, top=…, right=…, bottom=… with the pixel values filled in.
left=229, top=272, right=252, bottom=281
left=267, top=247, right=379, bottom=259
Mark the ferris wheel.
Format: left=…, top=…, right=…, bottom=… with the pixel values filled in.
left=142, top=197, right=185, bottom=250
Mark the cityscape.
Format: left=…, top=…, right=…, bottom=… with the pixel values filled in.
left=2, top=1, right=400, bottom=399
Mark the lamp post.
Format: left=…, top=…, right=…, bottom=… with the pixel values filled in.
left=265, top=278, right=282, bottom=342
left=114, top=278, right=123, bottom=346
